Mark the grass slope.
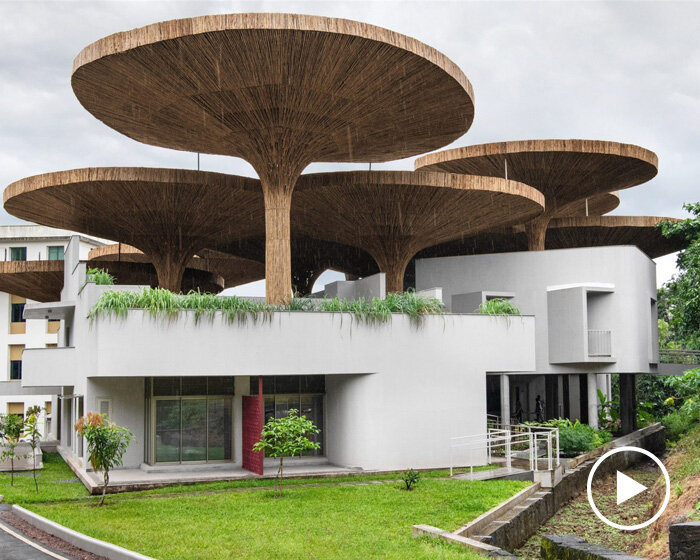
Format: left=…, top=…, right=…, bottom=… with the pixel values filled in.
left=26, top=478, right=526, bottom=560
left=0, top=453, right=87, bottom=504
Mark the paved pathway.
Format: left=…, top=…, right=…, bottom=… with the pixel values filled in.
left=0, top=505, right=77, bottom=560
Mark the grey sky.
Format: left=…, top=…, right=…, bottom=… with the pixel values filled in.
left=0, top=0, right=697, bottom=292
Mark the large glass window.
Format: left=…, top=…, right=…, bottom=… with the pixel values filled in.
left=47, top=246, right=65, bottom=261
left=256, top=375, right=325, bottom=456
left=10, top=247, right=26, bottom=261
left=150, top=377, right=234, bottom=464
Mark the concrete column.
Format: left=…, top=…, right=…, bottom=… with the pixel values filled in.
left=587, top=373, right=599, bottom=429
left=619, top=373, right=637, bottom=435
left=500, top=374, right=510, bottom=427
left=596, top=374, right=609, bottom=401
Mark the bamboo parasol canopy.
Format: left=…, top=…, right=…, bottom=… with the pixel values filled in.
left=71, top=13, right=475, bottom=304
left=0, top=261, right=64, bottom=302
left=89, top=244, right=265, bottom=292
left=416, top=215, right=683, bottom=261
left=292, top=171, right=545, bottom=292
left=555, top=191, right=620, bottom=218
left=415, top=140, right=658, bottom=250
left=4, top=168, right=264, bottom=293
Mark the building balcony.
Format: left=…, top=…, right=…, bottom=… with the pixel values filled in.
left=587, top=329, right=613, bottom=357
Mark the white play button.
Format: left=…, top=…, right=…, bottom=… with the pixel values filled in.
left=616, top=470, right=647, bottom=505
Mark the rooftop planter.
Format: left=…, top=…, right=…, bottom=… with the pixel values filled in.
left=88, top=288, right=445, bottom=326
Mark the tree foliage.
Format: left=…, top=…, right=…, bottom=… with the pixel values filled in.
left=253, top=409, right=320, bottom=496
left=23, top=413, right=42, bottom=492
left=659, top=202, right=700, bottom=349
left=74, top=412, right=133, bottom=505
left=0, top=414, right=25, bottom=486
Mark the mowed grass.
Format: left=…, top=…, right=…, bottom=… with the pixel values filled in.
left=0, top=452, right=88, bottom=504
left=28, top=477, right=528, bottom=560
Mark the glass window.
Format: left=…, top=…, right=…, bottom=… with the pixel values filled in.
left=10, top=247, right=26, bottom=261
left=9, top=361, right=21, bottom=380
left=155, top=399, right=181, bottom=462
left=11, top=303, right=25, bottom=323
left=47, top=246, right=65, bottom=261
left=153, top=377, right=181, bottom=396
left=301, top=375, right=325, bottom=394
left=181, top=398, right=207, bottom=461
left=207, top=376, right=234, bottom=395
left=207, top=397, right=232, bottom=461
left=275, top=375, right=300, bottom=394
left=182, top=377, right=207, bottom=396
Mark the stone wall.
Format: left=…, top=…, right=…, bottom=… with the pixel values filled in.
left=541, top=535, right=648, bottom=560
left=485, top=424, right=665, bottom=551
left=669, top=522, right=700, bottom=560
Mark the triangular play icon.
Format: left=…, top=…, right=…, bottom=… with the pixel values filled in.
left=617, top=470, right=647, bottom=505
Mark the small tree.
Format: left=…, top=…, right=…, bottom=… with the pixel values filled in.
left=23, top=413, right=42, bottom=492
left=253, top=409, right=320, bottom=496
left=0, top=414, right=25, bottom=486
left=74, top=412, right=133, bottom=505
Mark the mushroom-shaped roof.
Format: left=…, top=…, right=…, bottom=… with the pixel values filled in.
left=292, top=170, right=545, bottom=291
left=555, top=191, right=620, bottom=218
left=89, top=244, right=265, bottom=290
left=71, top=13, right=474, bottom=164
left=546, top=216, right=684, bottom=258
left=0, top=261, right=64, bottom=302
left=4, top=167, right=264, bottom=291
left=417, top=215, right=682, bottom=260
left=415, top=140, right=658, bottom=213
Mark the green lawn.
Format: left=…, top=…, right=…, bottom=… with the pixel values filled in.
left=0, top=452, right=88, bottom=504
left=3, top=454, right=527, bottom=560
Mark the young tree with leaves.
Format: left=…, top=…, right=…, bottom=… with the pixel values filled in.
left=253, top=409, right=320, bottom=496
left=0, top=414, right=25, bottom=486
left=23, top=413, right=42, bottom=492
left=74, top=412, right=133, bottom=505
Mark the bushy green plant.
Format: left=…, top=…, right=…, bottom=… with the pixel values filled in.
left=401, top=468, right=420, bottom=491
left=253, top=409, right=320, bottom=496
left=477, top=298, right=521, bottom=315
left=89, top=287, right=444, bottom=326
left=0, top=414, right=26, bottom=486
left=87, top=267, right=115, bottom=285
left=74, top=412, right=133, bottom=505
left=535, top=418, right=611, bottom=457
left=662, top=411, right=696, bottom=442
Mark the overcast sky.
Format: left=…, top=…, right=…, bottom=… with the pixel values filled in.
left=1, top=0, right=697, bottom=293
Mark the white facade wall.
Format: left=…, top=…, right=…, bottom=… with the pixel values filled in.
left=22, top=242, right=537, bottom=471
left=0, top=226, right=103, bottom=438
left=416, top=246, right=658, bottom=377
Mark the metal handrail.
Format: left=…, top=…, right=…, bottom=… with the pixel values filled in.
left=659, top=349, right=700, bottom=365
left=449, top=425, right=559, bottom=476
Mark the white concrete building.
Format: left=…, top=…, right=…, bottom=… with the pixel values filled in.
left=17, top=238, right=663, bottom=480
left=0, top=226, right=103, bottom=438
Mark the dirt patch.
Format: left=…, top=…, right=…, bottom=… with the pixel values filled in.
left=0, top=511, right=109, bottom=560
left=514, top=461, right=657, bottom=559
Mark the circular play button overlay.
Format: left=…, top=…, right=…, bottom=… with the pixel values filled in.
left=586, top=446, right=670, bottom=531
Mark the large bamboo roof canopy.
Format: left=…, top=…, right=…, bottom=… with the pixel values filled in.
left=556, top=191, right=620, bottom=218
left=71, top=13, right=475, bottom=304
left=4, top=168, right=264, bottom=292
left=88, top=245, right=266, bottom=292
left=415, top=140, right=658, bottom=250
left=0, top=261, right=64, bottom=302
left=416, top=215, right=683, bottom=261
left=292, top=171, right=545, bottom=292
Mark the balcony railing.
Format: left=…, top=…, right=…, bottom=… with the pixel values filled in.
left=659, top=349, right=700, bottom=365
left=588, top=329, right=612, bottom=357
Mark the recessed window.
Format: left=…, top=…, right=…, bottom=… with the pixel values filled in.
left=11, top=302, right=25, bottom=323
left=47, top=246, right=65, bottom=261
left=10, top=247, right=27, bottom=261
left=10, top=360, right=22, bottom=380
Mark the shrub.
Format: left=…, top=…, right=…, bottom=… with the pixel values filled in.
left=662, top=411, right=697, bottom=442
left=253, top=409, right=320, bottom=497
left=535, top=418, right=611, bottom=457
left=0, top=413, right=25, bottom=486
left=74, top=412, right=133, bottom=505
left=477, top=298, right=521, bottom=315
left=87, top=267, right=115, bottom=285
left=401, top=468, right=420, bottom=491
